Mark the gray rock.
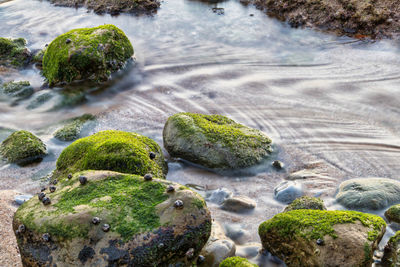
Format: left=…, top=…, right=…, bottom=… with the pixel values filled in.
left=274, top=180, right=303, bottom=204
left=14, top=194, right=33, bottom=205
left=235, top=242, right=262, bottom=258
left=224, top=224, right=249, bottom=243
left=220, top=196, right=256, bottom=212
left=336, top=178, right=400, bottom=210
left=205, top=188, right=233, bottom=205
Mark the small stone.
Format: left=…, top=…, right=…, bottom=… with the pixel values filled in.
left=65, top=38, right=71, bottom=44
left=158, top=243, right=164, bottom=249
left=42, top=233, right=51, bottom=242
left=149, top=152, right=156, bottom=159
left=18, top=224, right=26, bottom=233
left=42, top=197, right=51, bottom=205
left=144, top=173, right=153, bottom=181
left=316, top=238, right=324, bottom=246
left=52, top=179, right=58, bottom=185
left=174, top=200, right=184, bottom=209
left=67, top=174, right=72, bottom=179
left=166, top=185, right=175, bottom=193
left=102, top=224, right=110, bottom=232
left=49, top=186, right=56, bottom=193
left=41, top=187, right=47, bottom=192
left=38, top=192, right=46, bottom=201
left=79, top=176, right=87, bottom=185
left=92, top=217, right=100, bottom=225
left=186, top=248, right=195, bottom=259
left=272, top=160, right=284, bottom=169
left=197, top=255, right=205, bottom=264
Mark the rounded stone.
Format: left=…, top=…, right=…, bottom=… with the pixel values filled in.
left=52, top=179, right=58, bottom=185
left=274, top=180, right=303, bottom=204
left=65, top=38, right=71, bottom=44
left=79, top=176, right=87, bottom=185
left=67, top=174, right=72, bottom=179
left=272, top=160, right=284, bottom=169
left=92, top=217, right=100, bottom=225
left=42, top=233, right=51, bottom=242
left=144, top=173, right=153, bottom=181
left=166, top=185, right=175, bottom=193
left=284, top=196, right=326, bottom=212
left=42, top=197, right=51, bottom=205
left=316, top=238, right=324, bottom=246
left=49, top=186, right=56, bottom=193
left=174, top=200, right=184, bottom=209
left=149, top=152, right=156, bottom=159
left=38, top=192, right=46, bottom=201
left=18, top=224, right=26, bottom=233
left=163, top=113, right=272, bottom=169
left=102, top=224, right=110, bottom=232
left=220, top=196, right=256, bottom=213
left=205, top=187, right=233, bottom=205
left=40, top=187, right=46, bottom=192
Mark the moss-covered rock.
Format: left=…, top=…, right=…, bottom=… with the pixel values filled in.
left=258, top=210, right=386, bottom=267
left=53, top=114, right=96, bottom=141
left=42, top=25, right=133, bottom=85
left=0, top=37, right=31, bottom=68
left=55, top=130, right=167, bottom=180
left=283, top=196, right=326, bottom=212
left=336, top=178, right=400, bottom=210
left=13, top=170, right=211, bottom=266
left=219, top=256, right=258, bottom=267
left=385, top=204, right=400, bottom=224
left=0, top=130, right=47, bottom=165
left=1, top=81, right=34, bottom=100
left=382, top=231, right=400, bottom=266
left=163, top=113, right=272, bottom=169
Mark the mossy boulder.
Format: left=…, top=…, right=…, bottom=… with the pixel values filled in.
left=53, top=114, right=96, bottom=141
left=1, top=81, right=34, bottom=100
left=219, top=256, right=258, bottom=267
left=382, top=231, right=400, bottom=266
left=55, top=130, right=167, bottom=179
left=258, top=210, right=386, bottom=267
left=13, top=170, right=211, bottom=266
left=42, top=25, right=133, bottom=85
left=0, top=130, right=47, bottom=165
left=0, top=37, right=31, bottom=68
left=336, top=178, right=400, bottom=210
left=283, top=196, right=326, bottom=212
left=163, top=113, right=272, bottom=169
left=385, top=204, right=400, bottom=223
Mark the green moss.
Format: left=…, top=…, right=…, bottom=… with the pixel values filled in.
left=259, top=210, right=385, bottom=242
left=192, top=198, right=206, bottom=209
left=0, top=37, right=31, bottom=68
left=1, top=81, right=34, bottom=99
left=385, top=204, right=400, bottom=223
left=284, top=196, right=326, bottom=212
left=55, top=130, right=167, bottom=179
left=42, top=24, right=133, bottom=85
left=219, top=256, right=258, bottom=267
left=53, top=114, right=95, bottom=141
left=0, top=130, right=46, bottom=164
left=363, top=242, right=372, bottom=264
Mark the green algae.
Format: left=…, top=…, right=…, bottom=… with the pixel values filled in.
left=284, top=196, right=326, bottom=212
left=259, top=210, right=386, bottom=242
left=42, top=24, right=133, bottom=85
left=1, top=81, right=34, bottom=99
left=55, top=130, right=167, bottom=179
left=385, top=204, right=400, bottom=223
left=53, top=114, right=95, bottom=141
left=219, top=256, right=258, bottom=267
left=0, top=130, right=46, bottom=164
left=0, top=37, right=31, bottom=68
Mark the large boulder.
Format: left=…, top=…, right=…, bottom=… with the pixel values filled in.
left=0, top=37, right=31, bottom=68
left=219, top=256, right=258, bottom=267
left=0, top=130, right=47, bottom=165
left=13, top=170, right=211, bottom=266
left=258, top=210, right=386, bottom=267
left=53, top=114, right=96, bottom=141
left=336, top=178, right=400, bottom=210
left=283, top=196, right=326, bottom=212
left=42, top=25, right=133, bottom=85
left=163, top=113, right=272, bottom=169
left=382, top=231, right=400, bottom=266
left=54, top=130, right=168, bottom=179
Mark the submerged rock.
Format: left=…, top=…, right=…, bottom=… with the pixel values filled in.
left=385, top=204, right=400, bottom=223
left=14, top=194, right=33, bottom=206
left=336, top=178, right=400, bottom=210
left=53, top=114, right=96, bottom=141
left=43, top=25, right=133, bottom=85
left=54, top=130, right=168, bottom=180
left=258, top=210, right=386, bottom=267
left=382, top=231, right=400, bottom=266
left=200, top=221, right=236, bottom=267
left=219, top=256, right=258, bottom=267
left=205, top=188, right=233, bottom=205
left=274, top=180, right=303, bottom=204
left=0, top=130, right=47, bottom=165
left=283, top=196, right=326, bottom=212
left=163, top=113, right=272, bottom=169
left=0, top=37, right=31, bottom=68
left=13, top=170, right=211, bottom=266
left=0, top=81, right=34, bottom=100
left=221, top=196, right=256, bottom=213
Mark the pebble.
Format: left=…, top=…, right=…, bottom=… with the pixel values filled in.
left=15, top=194, right=33, bottom=205
left=18, top=224, right=26, bottom=233
left=166, top=185, right=175, bottom=193
left=65, top=38, right=71, bottom=44
left=102, top=224, right=110, bottom=232
left=316, top=238, right=324, bottom=246
left=174, top=200, right=184, bottom=209
left=49, top=186, right=56, bottom=193
left=38, top=192, right=46, bottom=201
left=92, top=217, right=100, bottom=225
left=52, top=179, right=58, bottom=185
left=149, top=152, right=156, bottom=159
left=79, top=176, right=87, bottom=185
left=272, top=160, right=284, bottom=169
left=220, top=196, right=256, bottom=212
left=144, top=173, right=153, bottom=181
left=274, top=180, right=303, bottom=204
left=42, top=233, right=51, bottom=242
left=67, top=174, right=72, bottom=179
left=42, top=197, right=51, bottom=205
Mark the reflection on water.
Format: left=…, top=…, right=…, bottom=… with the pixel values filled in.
left=1, top=0, right=400, bottom=265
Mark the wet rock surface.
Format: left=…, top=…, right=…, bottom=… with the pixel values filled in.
left=283, top=196, right=326, bottom=212
left=221, top=196, right=256, bottom=212
left=250, top=0, right=400, bottom=39
left=53, top=114, right=96, bottom=141
left=13, top=170, right=211, bottom=266
left=336, top=178, right=400, bottom=210
left=274, top=180, right=303, bottom=204
left=163, top=113, right=272, bottom=170
left=0, top=37, right=31, bottom=68
left=259, top=209, right=386, bottom=267
left=382, top=231, right=400, bottom=266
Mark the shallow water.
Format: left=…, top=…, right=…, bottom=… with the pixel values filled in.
left=1, top=0, right=400, bottom=265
